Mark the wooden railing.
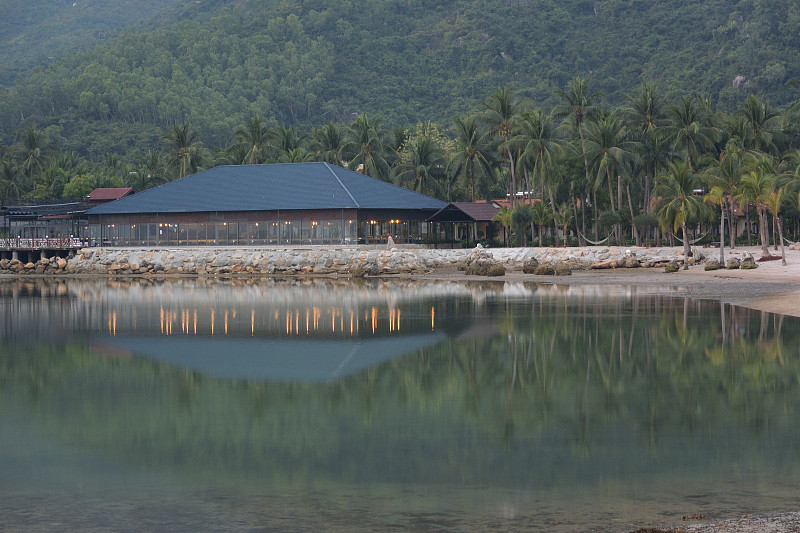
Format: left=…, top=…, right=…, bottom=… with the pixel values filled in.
left=0, top=237, right=89, bottom=250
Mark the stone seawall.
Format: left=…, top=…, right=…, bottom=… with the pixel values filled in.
left=0, top=245, right=708, bottom=276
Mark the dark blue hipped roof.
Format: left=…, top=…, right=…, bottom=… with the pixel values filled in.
left=87, top=162, right=445, bottom=215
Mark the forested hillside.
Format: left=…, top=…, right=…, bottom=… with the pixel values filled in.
left=3, top=0, right=800, bottom=253
left=0, top=0, right=190, bottom=86
left=1, top=0, right=798, bottom=154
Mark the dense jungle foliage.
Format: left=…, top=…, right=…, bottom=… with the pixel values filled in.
left=2, top=0, right=800, bottom=248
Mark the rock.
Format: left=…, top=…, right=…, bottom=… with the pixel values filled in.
left=56, top=258, right=67, bottom=269
left=726, top=258, right=741, bottom=270
left=664, top=261, right=680, bottom=273
left=534, top=263, right=556, bottom=276
left=465, top=260, right=505, bottom=276
left=591, top=261, right=612, bottom=270
left=555, top=263, right=571, bottom=276
left=522, top=257, right=539, bottom=273
left=624, top=256, right=640, bottom=268
left=741, top=255, right=758, bottom=269
left=704, top=258, right=721, bottom=271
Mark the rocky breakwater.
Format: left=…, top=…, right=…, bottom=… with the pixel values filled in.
left=414, top=245, right=705, bottom=272
left=0, top=245, right=707, bottom=277
left=59, top=247, right=433, bottom=276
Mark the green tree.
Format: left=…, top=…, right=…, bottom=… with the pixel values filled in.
left=311, top=123, right=349, bottom=165
left=16, top=124, right=50, bottom=179
left=448, top=117, right=495, bottom=201
left=654, top=160, right=705, bottom=269
left=664, top=96, right=717, bottom=170
left=346, top=114, right=389, bottom=180
left=481, top=87, right=524, bottom=208
left=530, top=201, right=553, bottom=247
left=395, top=136, right=446, bottom=198
left=553, top=77, right=601, bottom=244
left=163, top=123, right=203, bottom=179
left=235, top=114, right=270, bottom=164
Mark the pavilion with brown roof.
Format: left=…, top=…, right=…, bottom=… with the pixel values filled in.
left=428, top=202, right=502, bottom=246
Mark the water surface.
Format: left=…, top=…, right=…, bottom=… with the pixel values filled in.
left=1, top=278, right=799, bottom=532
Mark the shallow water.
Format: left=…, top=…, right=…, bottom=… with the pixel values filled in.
left=1, top=278, right=799, bottom=532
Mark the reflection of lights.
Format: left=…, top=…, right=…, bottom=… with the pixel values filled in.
left=431, top=306, right=435, bottom=330
left=371, top=306, right=377, bottom=334
left=193, top=309, right=197, bottom=335
left=224, top=310, right=229, bottom=336
left=251, top=309, right=255, bottom=336
left=210, top=308, right=215, bottom=336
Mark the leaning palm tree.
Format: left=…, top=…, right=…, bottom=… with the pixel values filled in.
left=481, top=87, right=525, bottom=207
left=448, top=117, right=495, bottom=201
left=653, top=160, right=705, bottom=269
left=163, top=123, right=203, bottom=179
left=234, top=114, right=270, bottom=164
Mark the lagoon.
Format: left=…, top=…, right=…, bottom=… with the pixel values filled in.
left=1, top=278, right=799, bottom=532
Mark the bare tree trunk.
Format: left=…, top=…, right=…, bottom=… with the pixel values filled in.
left=778, top=216, right=787, bottom=265
left=682, top=222, right=690, bottom=269
left=728, top=195, right=736, bottom=249
left=719, top=206, right=725, bottom=265
left=626, top=183, right=639, bottom=246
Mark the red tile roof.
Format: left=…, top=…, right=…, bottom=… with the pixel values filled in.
left=86, top=188, right=136, bottom=201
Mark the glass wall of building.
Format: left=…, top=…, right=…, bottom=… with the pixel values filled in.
left=88, top=216, right=370, bottom=246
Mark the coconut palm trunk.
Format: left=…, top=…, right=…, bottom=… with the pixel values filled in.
left=682, top=221, right=690, bottom=269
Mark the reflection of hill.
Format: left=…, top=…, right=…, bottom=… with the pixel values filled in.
left=97, top=333, right=446, bottom=383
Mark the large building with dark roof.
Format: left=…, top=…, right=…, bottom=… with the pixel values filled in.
left=86, top=162, right=446, bottom=246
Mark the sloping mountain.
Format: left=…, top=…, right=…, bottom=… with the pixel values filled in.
left=1, top=0, right=798, bottom=158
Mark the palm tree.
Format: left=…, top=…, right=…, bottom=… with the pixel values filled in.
left=584, top=113, right=638, bottom=244
left=530, top=201, right=553, bottom=247
left=448, top=117, right=495, bottom=201
left=553, top=202, right=574, bottom=247
left=234, top=114, right=270, bottom=164
left=738, top=95, right=780, bottom=155
left=702, top=144, right=749, bottom=249
left=654, top=160, right=705, bottom=269
left=163, top=123, right=203, bottom=179
left=481, top=87, right=525, bottom=207
left=395, top=137, right=445, bottom=198
left=277, top=148, right=314, bottom=163
left=346, top=114, right=390, bottom=180
left=492, top=206, right=512, bottom=247
left=513, top=109, right=568, bottom=208
left=553, top=77, right=601, bottom=243
left=664, top=96, right=717, bottom=170
left=626, top=82, right=669, bottom=214
left=704, top=185, right=727, bottom=264
left=0, top=159, right=26, bottom=206
left=16, top=124, right=50, bottom=179
left=269, top=125, right=308, bottom=162
left=311, top=123, right=349, bottom=165
left=763, top=182, right=790, bottom=265
left=737, top=157, right=778, bottom=257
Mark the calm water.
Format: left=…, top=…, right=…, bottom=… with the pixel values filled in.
left=1, top=278, right=799, bottom=532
